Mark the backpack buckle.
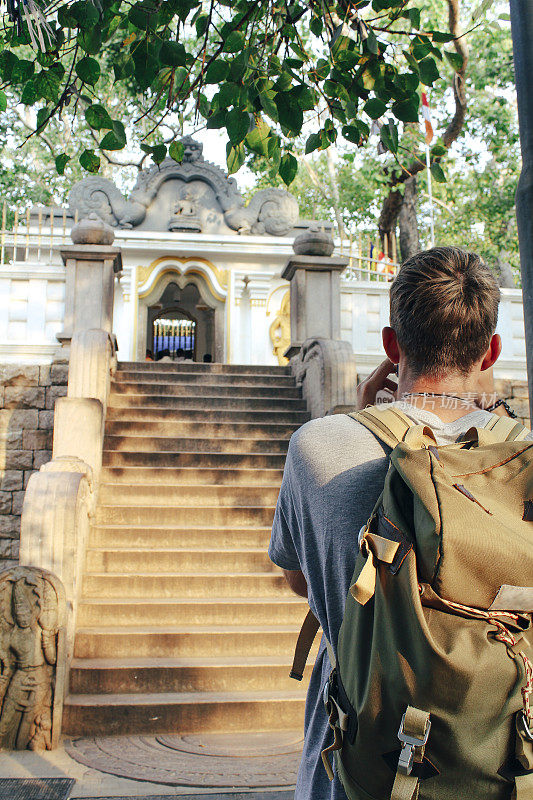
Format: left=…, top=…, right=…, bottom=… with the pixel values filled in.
left=517, top=711, right=533, bottom=743
left=397, top=712, right=431, bottom=776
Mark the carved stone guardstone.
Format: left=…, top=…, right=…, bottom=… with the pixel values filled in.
left=58, top=213, right=122, bottom=349
left=0, top=566, right=66, bottom=751
left=282, top=231, right=348, bottom=358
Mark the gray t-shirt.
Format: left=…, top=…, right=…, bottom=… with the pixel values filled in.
left=268, top=404, right=532, bottom=800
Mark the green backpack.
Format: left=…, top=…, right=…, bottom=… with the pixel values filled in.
left=291, top=404, right=533, bottom=800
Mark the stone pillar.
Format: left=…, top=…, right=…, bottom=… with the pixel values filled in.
left=281, top=229, right=348, bottom=358
left=58, top=213, right=122, bottom=349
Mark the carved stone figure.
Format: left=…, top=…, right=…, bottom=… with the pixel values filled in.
left=0, top=567, right=66, bottom=751
left=269, top=290, right=291, bottom=365
left=168, top=189, right=202, bottom=233
left=68, top=136, right=300, bottom=236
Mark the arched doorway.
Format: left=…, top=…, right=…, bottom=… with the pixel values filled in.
left=136, top=265, right=225, bottom=362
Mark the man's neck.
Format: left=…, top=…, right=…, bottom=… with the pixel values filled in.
left=397, top=372, right=481, bottom=422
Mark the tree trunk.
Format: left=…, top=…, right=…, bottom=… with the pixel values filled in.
left=495, top=253, right=517, bottom=288
left=378, top=188, right=402, bottom=256
left=398, top=176, right=420, bottom=261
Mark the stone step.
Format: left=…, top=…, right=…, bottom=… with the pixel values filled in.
left=114, top=372, right=296, bottom=387
left=105, top=420, right=296, bottom=441
left=104, top=435, right=289, bottom=455
left=82, top=572, right=290, bottom=599
left=100, top=466, right=284, bottom=486
left=85, top=548, right=275, bottom=574
left=77, top=597, right=307, bottom=627
left=74, top=625, right=303, bottom=659
left=94, top=504, right=275, bottom=526
left=108, top=394, right=307, bottom=411
left=111, top=382, right=301, bottom=399
left=106, top=407, right=309, bottom=424
left=89, top=526, right=273, bottom=549
left=63, top=690, right=306, bottom=736
left=98, top=484, right=281, bottom=507
left=102, top=451, right=287, bottom=469
left=69, top=655, right=311, bottom=695
left=118, top=362, right=291, bottom=375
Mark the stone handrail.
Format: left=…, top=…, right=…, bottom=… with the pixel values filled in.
left=290, top=338, right=358, bottom=419
left=19, top=328, right=115, bottom=678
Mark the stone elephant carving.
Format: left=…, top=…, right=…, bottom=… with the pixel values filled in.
left=68, top=177, right=146, bottom=228
left=224, top=188, right=299, bottom=236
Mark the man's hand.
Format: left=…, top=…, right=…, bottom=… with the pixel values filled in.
left=356, top=359, right=398, bottom=410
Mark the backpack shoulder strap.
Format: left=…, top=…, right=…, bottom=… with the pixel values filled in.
left=349, top=405, right=416, bottom=449
left=483, top=413, right=531, bottom=442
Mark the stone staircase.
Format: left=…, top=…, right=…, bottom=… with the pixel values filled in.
left=63, top=362, right=314, bottom=737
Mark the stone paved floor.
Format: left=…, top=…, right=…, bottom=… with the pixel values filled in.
left=0, top=734, right=299, bottom=799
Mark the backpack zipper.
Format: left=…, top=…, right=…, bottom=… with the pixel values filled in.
left=453, top=483, right=493, bottom=515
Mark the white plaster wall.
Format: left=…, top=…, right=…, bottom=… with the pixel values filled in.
left=340, top=281, right=528, bottom=381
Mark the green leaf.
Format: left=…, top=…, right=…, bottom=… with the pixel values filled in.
left=226, top=142, right=245, bottom=174
left=79, top=149, right=100, bottom=173
left=160, top=40, right=186, bottom=67
left=412, top=41, right=432, bottom=60
left=305, top=131, right=322, bottom=153
left=34, top=69, right=62, bottom=103
left=75, top=56, right=100, bottom=85
left=430, top=161, right=446, bottom=182
left=430, top=31, right=455, bottom=43
left=472, top=0, right=494, bottom=22
left=21, top=81, right=38, bottom=105
left=418, top=57, right=440, bottom=86
left=224, top=31, right=245, bottom=53
left=245, top=117, right=270, bottom=156
left=128, top=1, right=160, bottom=31
left=0, top=51, right=19, bottom=82
left=408, top=8, right=420, bottom=28
left=196, top=12, right=209, bottom=36
left=0, top=90, right=6, bottom=113
left=226, top=108, right=250, bottom=145
left=55, top=153, right=70, bottom=174
left=11, top=59, right=34, bottom=84
left=77, top=26, right=102, bottom=55
left=132, top=37, right=161, bottom=90
left=85, top=103, right=113, bottom=130
left=36, top=106, right=51, bottom=132
left=445, top=51, right=464, bottom=72
left=152, top=144, right=167, bottom=164
left=342, top=124, right=361, bottom=144
left=310, top=16, right=323, bottom=36
left=169, top=140, right=184, bottom=162
left=205, top=59, right=229, bottom=84
left=380, top=119, right=398, bottom=153
left=392, top=95, right=419, bottom=122
left=100, top=122, right=126, bottom=150
left=279, top=153, right=298, bottom=186
left=363, top=97, right=387, bottom=119
left=365, top=28, right=379, bottom=55
left=113, top=52, right=135, bottom=81
left=275, top=93, right=303, bottom=134
left=58, top=4, right=78, bottom=27
left=70, top=0, right=99, bottom=28
left=430, top=143, right=447, bottom=157
left=259, top=91, right=279, bottom=122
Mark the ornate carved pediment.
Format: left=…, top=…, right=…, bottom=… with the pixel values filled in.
left=68, top=136, right=299, bottom=236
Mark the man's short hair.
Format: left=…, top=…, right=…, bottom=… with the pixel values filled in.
left=390, top=246, right=501, bottom=378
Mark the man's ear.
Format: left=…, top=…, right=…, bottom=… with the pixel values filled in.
left=480, top=334, right=502, bottom=371
left=382, top=327, right=400, bottom=364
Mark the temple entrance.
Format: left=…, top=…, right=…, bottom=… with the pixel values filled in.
left=147, top=282, right=215, bottom=362
left=137, top=266, right=225, bottom=362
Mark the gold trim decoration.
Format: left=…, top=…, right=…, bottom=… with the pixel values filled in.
left=136, top=256, right=227, bottom=301
left=269, top=289, right=290, bottom=366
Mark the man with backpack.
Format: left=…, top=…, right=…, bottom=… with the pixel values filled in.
left=269, top=246, right=533, bottom=800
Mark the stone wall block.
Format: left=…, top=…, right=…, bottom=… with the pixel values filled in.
left=4, top=386, right=46, bottom=409
left=0, top=387, right=4, bottom=409
left=23, top=430, right=53, bottom=450
left=11, top=490, right=26, bottom=515
left=0, top=515, right=20, bottom=536
left=0, top=365, right=39, bottom=386
left=23, top=470, right=35, bottom=489
left=5, top=450, right=34, bottom=470
left=51, top=364, right=69, bottom=385
left=45, top=385, right=68, bottom=410
left=39, top=410, right=55, bottom=429
left=39, top=365, right=51, bottom=387
left=0, top=471, right=23, bottom=491
left=0, top=492, right=12, bottom=513
left=34, top=450, right=53, bottom=469
left=0, top=430, right=23, bottom=449
left=0, top=409, right=39, bottom=430
left=0, top=538, right=18, bottom=559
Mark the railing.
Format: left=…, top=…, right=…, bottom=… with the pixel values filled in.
left=0, top=203, right=76, bottom=265
left=338, top=233, right=400, bottom=282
